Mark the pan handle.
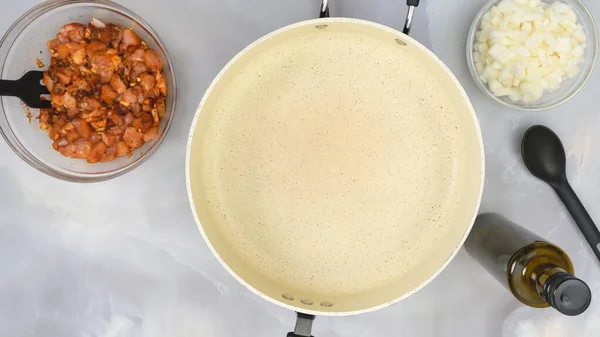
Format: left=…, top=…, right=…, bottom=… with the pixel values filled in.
left=319, top=0, right=420, bottom=35
left=403, top=0, right=420, bottom=35
left=319, top=0, right=329, bottom=18
left=286, top=312, right=316, bottom=337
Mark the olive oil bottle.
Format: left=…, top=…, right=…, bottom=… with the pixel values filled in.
left=465, top=213, right=591, bottom=316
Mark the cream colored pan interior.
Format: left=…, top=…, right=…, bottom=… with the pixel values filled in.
left=187, top=18, right=484, bottom=315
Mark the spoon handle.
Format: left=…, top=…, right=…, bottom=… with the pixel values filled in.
left=554, top=183, right=600, bottom=262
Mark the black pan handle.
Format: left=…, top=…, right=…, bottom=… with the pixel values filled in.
left=287, top=312, right=316, bottom=337
left=553, top=183, right=600, bottom=262
left=319, top=0, right=420, bottom=35
left=403, top=0, right=420, bottom=35
left=319, top=0, right=329, bottom=18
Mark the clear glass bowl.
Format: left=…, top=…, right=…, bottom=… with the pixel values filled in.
left=0, top=0, right=177, bottom=182
left=466, top=0, right=598, bottom=111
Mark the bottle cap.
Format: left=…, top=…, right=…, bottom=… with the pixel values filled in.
left=543, top=272, right=592, bottom=316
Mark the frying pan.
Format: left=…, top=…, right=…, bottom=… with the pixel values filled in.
left=186, top=1, right=484, bottom=335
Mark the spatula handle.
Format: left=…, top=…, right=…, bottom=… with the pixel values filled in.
left=554, top=183, right=600, bottom=262
left=0, top=79, right=19, bottom=97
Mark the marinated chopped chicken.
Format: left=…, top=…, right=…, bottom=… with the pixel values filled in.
left=40, top=19, right=167, bottom=163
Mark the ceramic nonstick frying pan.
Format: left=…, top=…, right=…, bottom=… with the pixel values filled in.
left=186, top=1, right=484, bottom=335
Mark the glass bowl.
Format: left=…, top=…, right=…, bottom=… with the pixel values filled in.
left=466, top=0, right=598, bottom=111
left=0, top=0, right=177, bottom=182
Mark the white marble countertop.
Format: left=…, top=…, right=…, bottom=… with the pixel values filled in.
left=1, top=0, right=599, bottom=336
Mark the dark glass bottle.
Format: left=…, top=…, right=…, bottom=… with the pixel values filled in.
left=465, top=213, right=592, bottom=316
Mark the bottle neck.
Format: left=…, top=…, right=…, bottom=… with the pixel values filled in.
left=534, top=266, right=567, bottom=296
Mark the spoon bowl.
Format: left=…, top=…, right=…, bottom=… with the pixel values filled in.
left=522, top=125, right=568, bottom=185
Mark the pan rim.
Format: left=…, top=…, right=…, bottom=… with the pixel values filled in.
left=185, top=17, right=485, bottom=316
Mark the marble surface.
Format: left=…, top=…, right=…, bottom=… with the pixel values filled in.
left=0, top=0, right=599, bottom=336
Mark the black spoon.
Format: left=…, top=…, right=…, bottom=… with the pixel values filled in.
left=0, top=70, right=51, bottom=109
left=522, top=125, right=600, bottom=262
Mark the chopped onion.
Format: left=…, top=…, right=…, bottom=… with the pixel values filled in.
left=473, top=0, right=586, bottom=103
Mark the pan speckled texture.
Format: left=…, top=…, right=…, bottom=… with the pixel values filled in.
left=187, top=19, right=484, bottom=315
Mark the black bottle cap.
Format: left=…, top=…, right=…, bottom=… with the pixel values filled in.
left=543, top=272, right=592, bottom=316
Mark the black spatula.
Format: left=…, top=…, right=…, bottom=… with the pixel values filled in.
left=0, top=70, right=51, bottom=109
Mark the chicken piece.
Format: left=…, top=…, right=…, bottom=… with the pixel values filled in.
left=66, top=131, right=79, bottom=143
left=86, top=141, right=107, bottom=163
left=78, top=97, right=101, bottom=111
left=58, top=23, right=85, bottom=43
left=155, top=97, right=166, bottom=118
left=115, top=141, right=131, bottom=157
left=72, top=48, right=86, bottom=65
left=110, top=73, right=127, bottom=94
left=108, top=125, right=127, bottom=136
left=122, top=89, right=137, bottom=105
left=53, top=138, right=69, bottom=150
left=72, top=139, right=92, bottom=158
left=130, top=62, right=148, bottom=81
left=67, top=108, right=80, bottom=117
left=60, top=139, right=92, bottom=159
left=155, top=71, right=167, bottom=96
left=130, top=48, right=145, bottom=62
left=56, top=43, right=71, bottom=60
left=43, top=72, right=55, bottom=92
left=48, top=127, right=59, bottom=141
left=133, top=86, right=145, bottom=104
left=101, top=84, right=119, bottom=104
left=132, top=113, right=153, bottom=133
left=66, top=42, right=84, bottom=55
left=47, top=39, right=60, bottom=55
left=52, top=118, right=68, bottom=137
left=124, top=112, right=134, bottom=125
left=109, top=29, right=124, bottom=49
left=90, top=132, right=102, bottom=142
left=107, top=110, right=125, bottom=126
left=143, top=50, right=163, bottom=72
left=138, top=72, right=155, bottom=92
left=143, top=126, right=158, bottom=142
left=101, top=132, right=119, bottom=146
left=90, top=49, right=121, bottom=83
left=72, top=119, right=92, bottom=138
left=62, top=91, right=77, bottom=110
left=129, top=103, right=140, bottom=115
left=120, top=29, right=141, bottom=53
left=88, top=23, right=122, bottom=45
left=51, top=93, right=64, bottom=107
left=63, top=121, right=75, bottom=132
left=86, top=40, right=107, bottom=59
left=100, top=146, right=116, bottom=162
left=39, top=111, right=52, bottom=131
left=123, top=127, right=143, bottom=149
left=54, top=69, right=72, bottom=85
left=58, top=143, right=77, bottom=157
